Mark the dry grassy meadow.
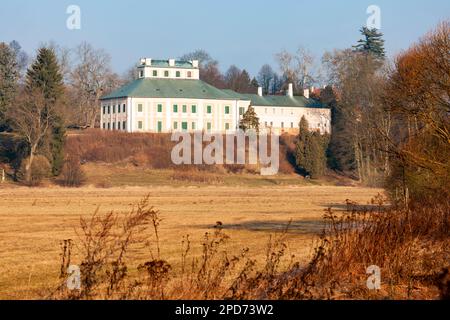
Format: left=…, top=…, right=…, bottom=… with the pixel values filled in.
left=0, top=174, right=381, bottom=299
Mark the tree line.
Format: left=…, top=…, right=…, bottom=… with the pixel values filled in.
left=1, top=20, right=448, bottom=199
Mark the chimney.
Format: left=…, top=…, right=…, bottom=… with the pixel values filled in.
left=303, top=88, right=310, bottom=99
left=169, top=59, right=175, bottom=67
left=258, top=87, right=263, bottom=97
left=192, top=60, right=199, bottom=68
left=287, top=83, right=294, bottom=97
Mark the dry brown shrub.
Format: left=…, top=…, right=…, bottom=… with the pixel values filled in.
left=49, top=193, right=448, bottom=300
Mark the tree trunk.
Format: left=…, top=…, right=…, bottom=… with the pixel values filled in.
left=25, top=147, right=36, bottom=185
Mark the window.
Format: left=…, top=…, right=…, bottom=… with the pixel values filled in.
left=187, top=71, right=192, bottom=78
left=182, top=105, right=187, bottom=113
left=191, top=105, right=197, bottom=113
left=103, top=123, right=106, bottom=129
left=108, top=123, right=110, bottom=130
left=192, top=122, right=196, bottom=130
left=112, top=123, right=116, bottom=130
left=157, top=121, right=162, bottom=133
left=225, top=106, right=230, bottom=114
left=270, top=122, right=273, bottom=127
left=164, top=70, right=169, bottom=77
left=225, top=123, right=230, bottom=130
left=239, top=107, right=245, bottom=115
left=139, top=70, right=144, bottom=78
left=114, top=105, right=117, bottom=113
left=207, top=122, right=212, bottom=131
left=265, top=122, right=268, bottom=127
left=291, top=122, right=294, bottom=128
left=173, top=122, right=178, bottom=130
left=173, top=105, right=178, bottom=113
left=123, top=121, right=126, bottom=130
left=102, top=106, right=106, bottom=114
left=117, top=105, right=120, bottom=113
left=138, top=104, right=143, bottom=112
left=118, top=122, right=121, bottom=130
left=181, top=122, right=188, bottom=131
left=281, top=122, right=284, bottom=128
left=123, top=104, right=126, bottom=113
left=108, top=106, right=110, bottom=114
left=176, top=71, right=181, bottom=78
left=157, top=104, right=163, bottom=113
left=207, top=105, right=212, bottom=114
left=138, top=121, right=143, bottom=129
left=153, top=70, right=157, bottom=77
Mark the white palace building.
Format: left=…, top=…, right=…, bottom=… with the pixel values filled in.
left=100, top=58, right=331, bottom=135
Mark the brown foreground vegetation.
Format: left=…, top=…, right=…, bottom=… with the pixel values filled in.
left=48, top=194, right=449, bottom=300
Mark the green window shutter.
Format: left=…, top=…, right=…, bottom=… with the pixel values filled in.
left=138, top=121, right=142, bottom=129
left=118, top=122, right=121, bottom=130
left=123, top=104, right=126, bottom=113
left=157, top=104, right=163, bottom=112
left=225, top=106, right=230, bottom=114
left=192, top=122, right=196, bottom=130
left=123, top=121, right=126, bottom=130
left=207, top=106, right=212, bottom=114
left=176, top=71, right=181, bottom=77
left=225, top=123, right=230, bottom=130
left=182, top=105, right=187, bottom=113
left=102, top=106, right=105, bottom=114
left=164, top=71, right=169, bottom=77
left=173, top=105, right=178, bottom=113
left=239, top=107, right=244, bottom=115
left=182, top=122, right=188, bottom=131
left=153, top=70, right=157, bottom=77
left=157, top=121, right=162, bottom=132
left=173, top=122, right=178, bottom=130
left=138, top=104, right=143, bottom=112
left=207, top=122, right=211, bottom=130
left=191, top=105, right=197, bottom=113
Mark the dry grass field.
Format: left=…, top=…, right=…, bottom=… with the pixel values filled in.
left=0, top=182, right=382, bottom=299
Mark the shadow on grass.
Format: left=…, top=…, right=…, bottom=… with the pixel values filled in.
left=196, top=219, right=325, bottom=235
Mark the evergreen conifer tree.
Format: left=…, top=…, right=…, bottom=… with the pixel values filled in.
left=353, top=26, right=386, bottom=59
left=26, top=47, right=65, bottom=176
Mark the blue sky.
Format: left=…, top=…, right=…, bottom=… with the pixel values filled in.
left=1, top=0, right=449, bottom=76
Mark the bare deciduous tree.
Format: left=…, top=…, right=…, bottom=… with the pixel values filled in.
left=70, top=42, right=120, bottom=128
left=276, top=46, right=315, bottom=93
left=8, top=88, right=55, bottom=183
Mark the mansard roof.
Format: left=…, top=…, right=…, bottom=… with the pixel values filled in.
left=101, top=78, right=325, bottom=109
left=101, top=78, right=236, bottom=101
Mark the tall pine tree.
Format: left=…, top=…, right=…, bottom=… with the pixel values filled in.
left=0, top=42, right=19, bottom=131
left=353, top=27, right=386, bottom=60
left=26, top=47, right=65, bottom=176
